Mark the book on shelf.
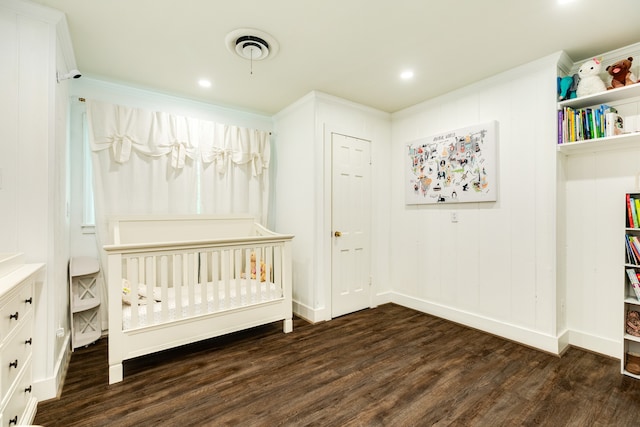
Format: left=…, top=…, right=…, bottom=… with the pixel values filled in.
left=624, top=236, right=635, bottom=264
left=626, top=268, right=640, bottom=301
left=558, top=104, right=622, bottom=144
left=627, top=236, right=636, bottom=264
left=605, top=111, right=624, bottom=137
left=627, top=194, right=637, bottom=228
left=626, top=235, right=640, bottom=264
left=631, top=236, right=640, bottom=262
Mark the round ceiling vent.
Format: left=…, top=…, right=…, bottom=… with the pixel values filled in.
left=225, top=28, right=279, bottom=61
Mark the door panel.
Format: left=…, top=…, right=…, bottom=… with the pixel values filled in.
left=331, top=133, right=371, bottom=318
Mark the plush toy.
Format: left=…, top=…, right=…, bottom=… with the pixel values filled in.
left=121, top=278, right=161, bottom=305
left=557, top=74, right=579, bottom=101
left=576, top=58, right=607, bottom=97
left=606, top=57, right=637, bottom=89
left=242, top=252, right=267, bottom=282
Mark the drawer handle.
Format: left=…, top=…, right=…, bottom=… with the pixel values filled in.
left=25, top=385, right=32, bottom=393
left=25, top=297, right=33, bottom=304
left=8, top=415, right=17, bottom=425
left=9, top=359, right=18, bottom=369
left=25, top=338, right=32, bottom=345
left=9, top=312, right=18, bottom=321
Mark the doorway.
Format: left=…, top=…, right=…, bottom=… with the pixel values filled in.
left=330, top=132, right=372, bottom=318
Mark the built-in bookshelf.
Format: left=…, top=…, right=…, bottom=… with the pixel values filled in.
left=624, top=193, right=640, bottom=379
left=557, top=84, right=640, bottom=154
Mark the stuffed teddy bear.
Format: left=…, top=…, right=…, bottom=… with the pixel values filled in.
left=606, top=57, right=637, bottom=89
left=241, top=252, right=267, bottom=282
left=557, top=74, right=579, bottom=101
left=576, top=58, right=607, bottom=97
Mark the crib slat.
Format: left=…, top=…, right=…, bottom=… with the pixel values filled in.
left=174, top=254, right=182, bottom=320
left=274, top=245, right=282, bottom=298
left=222, top=250, right=230, bottom=309
left=212, top=250, right=219, bottom=311
left=235, top=249, right=242, bottom=307
left=244, top=249, right=251, bottom=292
left=159, top=255, right=169, bottom=323
left=188, top=252, right=196, bottom=316
left=128, top=258, right=139, bottom=328
left=254, top=249, right=262, bottom=302
left=200, top=252, right=208, bottom=314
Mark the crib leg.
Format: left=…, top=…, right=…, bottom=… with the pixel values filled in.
left=283, top=318, right=293, bottom=333
left=109, top=363, right=124, bottom=384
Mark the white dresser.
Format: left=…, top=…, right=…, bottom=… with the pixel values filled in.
left=0, top=255, right=43, bottom=426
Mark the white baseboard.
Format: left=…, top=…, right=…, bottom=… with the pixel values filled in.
left=34, top=332, right=71, bottom=401
left=390, top=292, right=567, bottom=356
left=296, top=292, right=617, bottom=360
left=568, top=329, right=620, bottom=359
left=293, top=293, right=392, bottom=323
left=293, top=300, right=326, bottom=323
left=374, top=290, right=393, bottom=306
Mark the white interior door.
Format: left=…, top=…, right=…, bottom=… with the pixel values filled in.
left=331, top=133, right=371, bottom=318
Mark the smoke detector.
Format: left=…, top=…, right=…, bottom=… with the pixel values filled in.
left=225, top=28, right=279, bottom=61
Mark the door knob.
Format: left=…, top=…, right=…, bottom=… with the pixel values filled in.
left=334, top=231, right=342, bottom=237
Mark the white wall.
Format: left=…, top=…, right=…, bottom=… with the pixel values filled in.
left=272, top=95, right=316, bottom=317
left=0, top=0, right=76, bottom=401
left=273, top=92, right=391, bottom=322
left=389, top=53, right=563, bottom=354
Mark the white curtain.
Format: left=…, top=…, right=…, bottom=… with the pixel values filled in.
left=86, top=99, right=270, bottom=330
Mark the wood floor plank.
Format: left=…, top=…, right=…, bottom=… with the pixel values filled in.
left=35, top=304, right=640, bottom=426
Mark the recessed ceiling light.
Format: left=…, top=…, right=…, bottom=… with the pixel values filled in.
left=400, top=70, right=414, bottom=80
left=198, top=79, right=212, bottom=88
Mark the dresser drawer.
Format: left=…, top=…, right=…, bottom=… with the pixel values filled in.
left=0, top=280, right=33, bottom=345
left=1, top=359, right=33, bottom=427
left=0, top=312, right=33, bottom=400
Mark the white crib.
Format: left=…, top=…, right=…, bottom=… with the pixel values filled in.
left=104, top=215, right=294, bottom=384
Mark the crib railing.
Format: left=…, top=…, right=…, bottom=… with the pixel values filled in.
left=105, top=229, right=293, bottom=331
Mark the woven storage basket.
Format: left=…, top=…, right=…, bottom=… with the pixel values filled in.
left=626, top=353, right=640, bottom=375
left=626, top=311, right=640, bottom=337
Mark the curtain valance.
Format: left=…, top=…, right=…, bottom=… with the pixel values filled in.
left=87, top=100, right=270, bottom=175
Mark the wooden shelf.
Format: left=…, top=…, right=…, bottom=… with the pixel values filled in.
left=557, top=132, right=640, bottom=154
left=70, top=257, right=99, bottom=277
left=626, top=297, right=640, bottom=305
left=625, top=333, right=640, bottom=343
left=72, top=297, right=100, bottom=313
left=558, top=83, right=640, bottom=110
left=622, top=368, right=640, bottom=380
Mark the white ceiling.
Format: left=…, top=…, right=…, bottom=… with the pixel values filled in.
left=31, top=0, right=640, bottom=115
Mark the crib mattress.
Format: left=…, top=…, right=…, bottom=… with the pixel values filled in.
left=122, top=280, right=281, bottom=330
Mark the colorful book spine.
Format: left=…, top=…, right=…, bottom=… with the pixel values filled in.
left=626, top=236, right=636, bottom=264
left=558, top=103, right=621, bottom=144
left=632, top=236, right=640, bottom=263
left=626, top=268, right=640, bottom=301
left=629, top=197, right=638, bottom=228
left=629, top=236, right=640, bottom=264
left=628, top=194, right=635, bottom=228
left=558, top=110, right=563, bottom=144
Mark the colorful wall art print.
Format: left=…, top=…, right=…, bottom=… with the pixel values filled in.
left=405, top=121, right=498, bottom=204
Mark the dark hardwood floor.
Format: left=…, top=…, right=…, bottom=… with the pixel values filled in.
left=35, top=304, right=640, bottom=426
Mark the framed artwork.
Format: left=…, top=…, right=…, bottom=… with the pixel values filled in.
left=405, top=120, right=498, bottom=204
